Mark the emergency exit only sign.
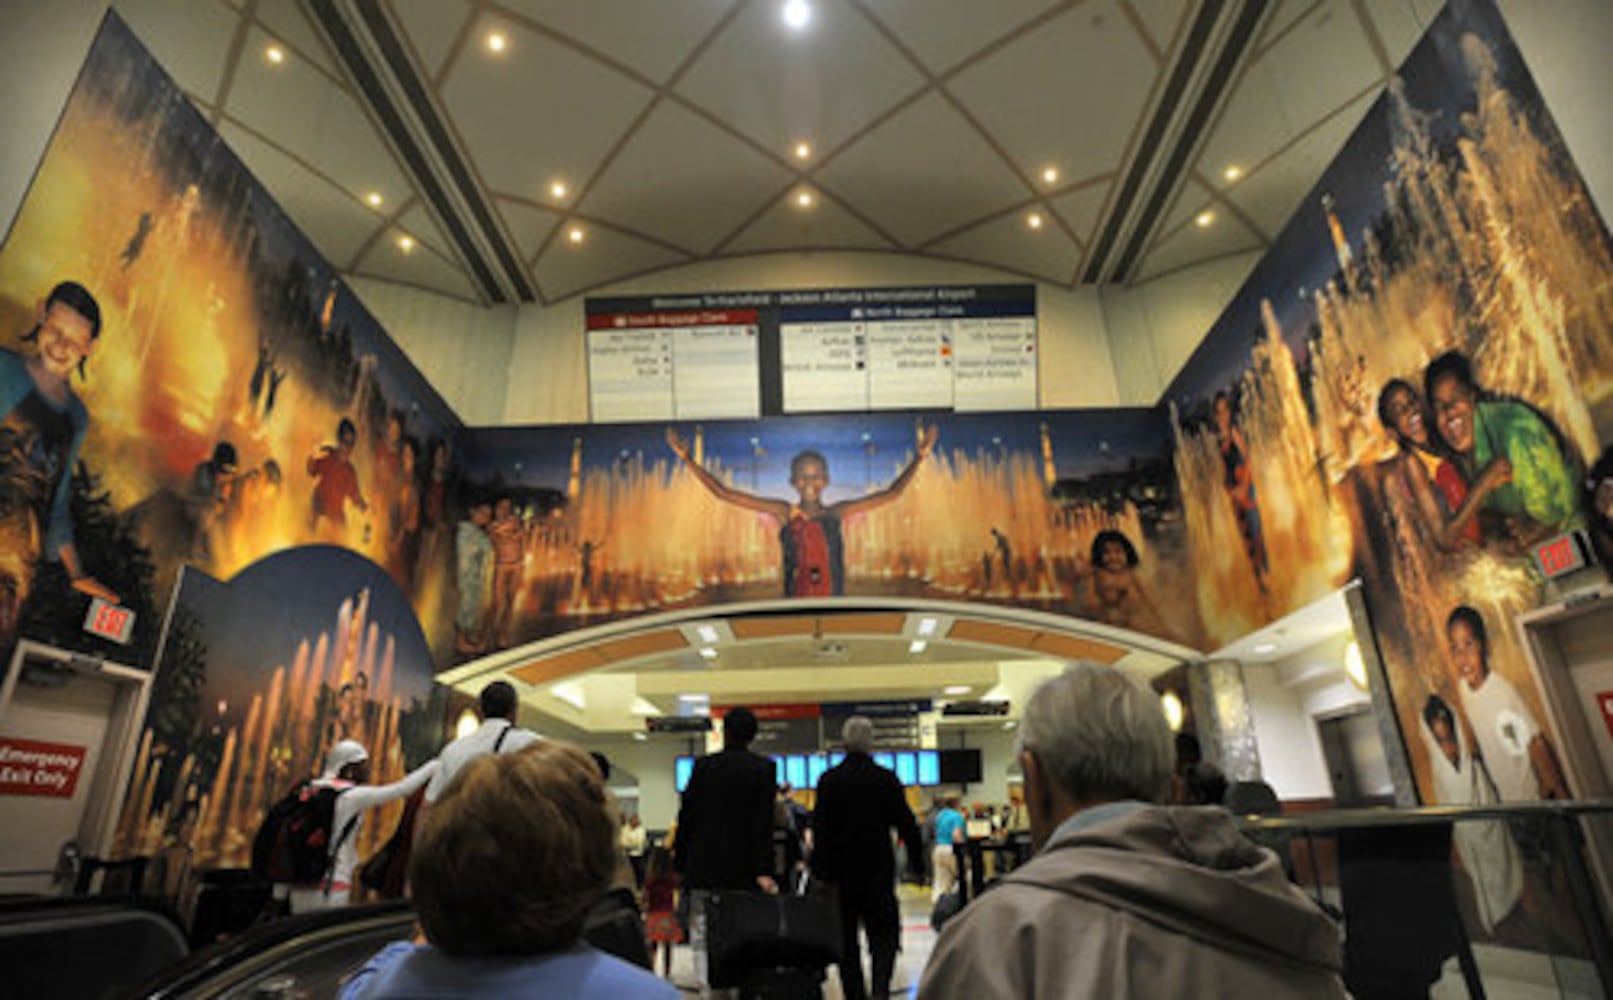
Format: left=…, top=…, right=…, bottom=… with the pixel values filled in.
left=0, top=737, right=87, bottom=798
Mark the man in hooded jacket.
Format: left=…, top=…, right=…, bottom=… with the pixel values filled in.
left=918, top=662, right=1346, bottom=999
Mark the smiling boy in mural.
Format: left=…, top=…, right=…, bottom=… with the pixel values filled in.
left=1211, top=391, right=1269, bottom=591
left=1424, top=351, right=1583, bottom=548
left=1084, top=529, right=1165, bottom=634
left=666, top=423, right=937, bottom=597
left=1376, top=378, right=1510, bottom=552
left=1445, top=605, right=1568, bottom=801
left=0, top=281, right=119, bottom=637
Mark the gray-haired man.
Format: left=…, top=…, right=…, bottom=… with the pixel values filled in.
left=918, top=662, right=1345, bottom=998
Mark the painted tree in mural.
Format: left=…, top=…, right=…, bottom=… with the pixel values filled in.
left=145, top=602, right=207, bottom=810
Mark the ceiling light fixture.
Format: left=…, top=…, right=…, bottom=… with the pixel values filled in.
left=782, top=0, right=812, bottom=31
left=943, top=684, right=970, bottom=696
left=1252, top=642, right=1277, bottom=654
left=1195, top=210, right=1216, bottom=228
left=1027, top=212, right=1044, bottom=230
left=1160, top=691, right=1185, bottom=731
left=916, top=617, right=938, bottom=637
left=487, top=31, right=508, bottom=53
left=549, top=180, right=568, bottom=200
left=632, top=731, right=647, bottom=741
left=794, top=141, right=813, bottom=161
left=551, top=681, right=585, bottom=710
left=364, top=191, right=383, bottom=208
left=678, top=693, right=708, bottom=703
left=795, top=189, right=816, bottom=208
left=264, top=44, right=286, bottom=66
left=909, top=640, right=927, bottom=654
left=696, top=624, right=720, bottom=644
left=396, top=234, right=415, bottom=253
left=453, top=708, right=479, bottom=741
left=698, top=647, right=718, bottom=660
left=567, top=226, right=585, bottom=245
left=1041, top=166, right=1059, bottom=184
left=1223, top=164, right=1243, bottom=182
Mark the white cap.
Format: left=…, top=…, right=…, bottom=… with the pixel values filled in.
left=324, top=739, right=369, bottom=777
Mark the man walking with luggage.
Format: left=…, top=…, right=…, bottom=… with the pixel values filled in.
left=674, top=707, right=778, bottom=992
left=812, top=716, right=924, bottom=999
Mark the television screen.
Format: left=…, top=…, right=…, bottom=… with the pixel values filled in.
left=873, top=751, right=895, bottom=771
left=772, top=757, right=786, bottom=785
left=938, top=748, right=983, bottom=784
left=894, top=751, right=917, bottom=786
left=829, top=752, right=846, bottom=768
left=675, top=756, right=694, bottom=793
left=785, top=755, right=808, bottom=790
left=807, top=754, right=828, bottom=788
left=917, top=750, right=940, bottom=786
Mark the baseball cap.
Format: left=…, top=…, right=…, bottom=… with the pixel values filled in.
left=324, top=739, right=369, bottom=777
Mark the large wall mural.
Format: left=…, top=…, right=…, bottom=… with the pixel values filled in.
left=1166, top=0, right=1609, bottom=943
left=0, top=15, right=463, bottom=676
left=458, top=407, right=1204, bottom=654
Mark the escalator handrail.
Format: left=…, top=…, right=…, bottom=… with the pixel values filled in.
left=130, top=900, right=415, bottom=999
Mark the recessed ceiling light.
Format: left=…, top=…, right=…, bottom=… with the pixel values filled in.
left=782, top=0, right=812, bottom=30
left=486, top=31, right=507, bottom=53
left=698, top=647, right=718, bottom=659
left=1027, top=212, right=1044, bottom=230
left=678, top=693, right=708, bottom=702
left=794, top=141, right=813, bottom=161
left=909, top=640, right=928, bottom=654
left=1195, top=210, right=1216, bottom=228
left=365, top=191, right=383, bottom=208
left=795, top=189, right=816, bottom=208
left=396, top=234, right=415, bottom=253
left=549, top=180, right=568, bottom=200
left=1041, top=165, right=1059, bottom=184
left=632, top=731, right=647, bottom=741
left=696, top=624, right=720, bottom=644
left=1160, top=691, right=1185, bottom=731
left=1223, top=164, right=1243, bottom=182
left=943, top=685, right=970, bottom=696
left=916, top=617, right=938, bottom=637
left=1252, top=642, right=1277, bottom=654
left=567, top=226, right=585, bottom=245
left=264, top=44, right=286, bottom=66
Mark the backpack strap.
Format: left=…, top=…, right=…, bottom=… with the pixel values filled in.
left=493, top=721, right=515, bottom=754
left=321, top=792, right=361, bottom=896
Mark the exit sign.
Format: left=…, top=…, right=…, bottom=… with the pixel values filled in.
left=1532, top=531, right=1591, bottom=580
left=82, top=597, right=135, bottom=645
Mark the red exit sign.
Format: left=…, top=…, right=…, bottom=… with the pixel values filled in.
left=82, top=597, right=135, bottom=644
left=1532, top=531, right=1590, bottom=579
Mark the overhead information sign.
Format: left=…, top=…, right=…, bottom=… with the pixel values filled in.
left=586, top=309, right=761, bottom=422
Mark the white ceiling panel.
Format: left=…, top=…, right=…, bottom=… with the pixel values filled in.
left=578, top=101, right=795, bottom=253
left=1134, top=194, right=1263, bottom=282
left=818, top=93, right=1028, bottom=247
left=1126, top=0, right=1191, bottom=55
left=116, top=0, right=240, bottom=104
left=928, top=210, right=1082, bottom=285
left=676, top=0, right=925, bottom=157
left=497, top=197, right=565, bottom=266
left=723, top=191, right=893, bottom=255
left=390, top=198, right=458, bottom=264
left=1256, top=2, right=1387, bottom=133
left=949, top=0, right=1158, bottom=186
left=354, top=244, right=480, bottom=304
left=1154, top=175, right=1222, bottom=244
left=534, top=224, right=690, bottom=301
left=858, top=0, right=1065, bottom=74
left=1050, top=181, right=1113, bottom=246
left=1357, top=0, right=1441, bottom=68
left=250, top=0, right=342, bottom=81
left=441, top=13, right=655, bottom=198
left=215, top=121, right=375, bottom=265
left=497, top=0, right=739, bottom=85
left=390, top=0, right=472, bottom=82
left=1221, top=87, right=1378, bottom=240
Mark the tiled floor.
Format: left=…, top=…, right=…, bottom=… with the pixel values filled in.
left=665, top=884, right=939, bottom=998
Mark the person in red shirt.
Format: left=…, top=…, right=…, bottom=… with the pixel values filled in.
left=308, top=417, right=368, bottom=540
left=665, top=423, right=936, bottom=596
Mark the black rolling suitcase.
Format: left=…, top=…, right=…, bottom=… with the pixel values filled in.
left=707, top=875, right=841, bottom=999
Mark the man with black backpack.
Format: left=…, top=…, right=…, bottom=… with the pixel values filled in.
left=280, top=740, right=438, bottom=913
left=423, top=681, right=539, bottom=805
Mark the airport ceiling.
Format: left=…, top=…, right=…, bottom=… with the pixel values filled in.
left=111, top=0, right=1443, bottom=307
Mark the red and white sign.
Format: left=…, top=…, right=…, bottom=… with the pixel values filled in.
left=1597, top=690, right=1613, bottom=741
left=0, top=737, right=88, bottom=798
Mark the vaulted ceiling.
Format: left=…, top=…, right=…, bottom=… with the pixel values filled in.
left=112, top=0, right=1443, bottom=307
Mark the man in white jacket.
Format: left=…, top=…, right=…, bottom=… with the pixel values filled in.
left=424, top=681, right=539, bottom=804
left=289, top=740, right=438, bottom=914
left=919, top=662, right=1346, bottom=999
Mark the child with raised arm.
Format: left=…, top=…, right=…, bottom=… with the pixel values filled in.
left=666, top=423, right=937, bottom=596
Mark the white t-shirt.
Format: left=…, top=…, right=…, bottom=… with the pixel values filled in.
left=424, top=719, right=540, bottom=803
left=1460, top=672, right=1540, bottom=801
left=1420, top=714, right=1522, bottom=931
left=289, top=759, right=439, bottom=914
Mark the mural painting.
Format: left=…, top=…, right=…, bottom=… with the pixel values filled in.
left=1165, top=0, right=1609, bottom=946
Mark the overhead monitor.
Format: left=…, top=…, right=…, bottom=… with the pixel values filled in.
left=674, top=756, right=694, bottom=793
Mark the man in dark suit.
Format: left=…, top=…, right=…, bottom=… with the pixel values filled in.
left=811, top=716, right=924, bottom=1000
left=674, top=706, right=778, bottom=990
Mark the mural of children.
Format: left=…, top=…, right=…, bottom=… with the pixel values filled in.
left=1420, top=694, right=1522, bottom=934
left=307, top=417, right=368, bottom=540
left=1085, top=529, right=1164, bottom=634
left=1425, top=351, right=1582, bottom=545
left=454, top=500, right=493, bottom=655
left=0, top=280, right=118, bottom=637
left=1445, top=605, right=1568, bottom=801
left=576, top=538, right=604, bottom=598
left=416, top=439, right=453, bottom=592
left=387, top=436, right=421, bottom=590
left=1212, top=391, right=1268, bottom=590
left=485, top=497, right=529, bottom=648
left=187, top=441, right=248, bottom=562
left=1376, top=378, right=1508, bottom=551
left=666, top=423, right=937, bottom=596
left=373, top=412, right=404, bottom=535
